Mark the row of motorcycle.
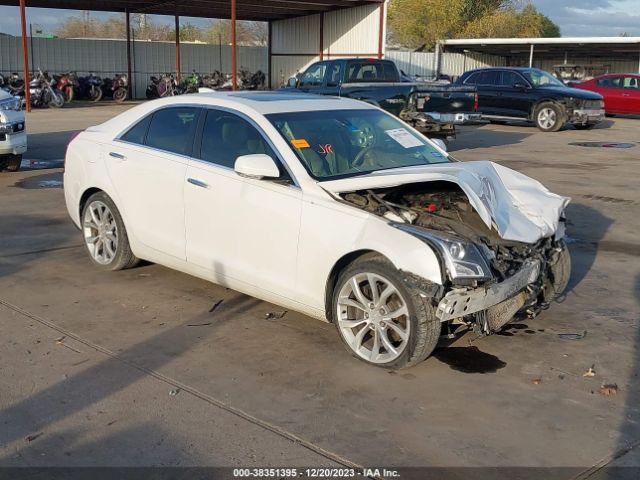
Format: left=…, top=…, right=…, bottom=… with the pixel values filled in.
left=146, top=69, right=266, bottom=99
left=0, top=71, right=129, bottom=109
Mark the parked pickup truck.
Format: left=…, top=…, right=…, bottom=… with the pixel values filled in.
left=283, top=58, right=481, bottom=137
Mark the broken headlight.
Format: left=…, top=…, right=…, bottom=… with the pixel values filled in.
left=394, top=224, right=492, bottom=283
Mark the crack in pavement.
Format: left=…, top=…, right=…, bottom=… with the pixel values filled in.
left=0, top=244, right=83, bottom=259
left=0, top=298, right=368, bottom=473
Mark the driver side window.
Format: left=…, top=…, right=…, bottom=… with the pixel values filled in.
left=198, top=109, right=292, bottom=182
left=299, top=62, right=326, bottom=88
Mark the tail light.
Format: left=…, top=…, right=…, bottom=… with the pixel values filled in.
left=474, top=93, right=479, bottom=112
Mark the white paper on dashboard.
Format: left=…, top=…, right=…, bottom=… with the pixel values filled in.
left=385, top=128, right=424, bottom=148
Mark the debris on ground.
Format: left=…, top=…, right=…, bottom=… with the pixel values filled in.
left=532, top=378, right=542, bottom=385
left=25, top=432, right=43, bottom=443
left=208, top=299, right=224, bottom=313
left=168, top=388, right=181, bottom=396
left=55, top=336, right=83, bottom=354
left=138, top=273, right=151, bottom=277
left=558, top=331, right=587, bottom=340
left=186, top=322, right=212, bottom=327
left=599, top=384, right=618, bottom=396
left=265, top=310, right=288, bottom=320
left=583, top=365, right=596, bottom=377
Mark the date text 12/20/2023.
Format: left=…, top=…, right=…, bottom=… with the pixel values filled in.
left=232, top=467, right=401, bottom=478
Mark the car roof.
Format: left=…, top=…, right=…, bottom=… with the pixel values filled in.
left=155, top=91, right=373, bottom=114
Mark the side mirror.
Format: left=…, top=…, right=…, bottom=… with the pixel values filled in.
left=286, top=77, right=298, bottom=88
left=513, top=82, right=529, bottom=90
left=431, top=138, right=448, bottom=152
left=234, top=154, right=280, bottom=179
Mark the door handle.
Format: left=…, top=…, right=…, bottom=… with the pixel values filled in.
left=622, top=93, right=630, bottom=97
left=109, top=151, right=126, bottom=160
left=187, top=178, right=209, bottom=189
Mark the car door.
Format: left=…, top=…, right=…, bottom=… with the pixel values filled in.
left=184, top=108, right=302, bottom=298
left=496, top=70, right=532, bottom=118
left=107, top=106, right=200, bottom=259
left=318, top=60, right=343, bottom=96
left=466, top=70, right=501, bottom=115
left=621, top=76, right=640, bottom=114
left=597, top=76, right=625, bottom=113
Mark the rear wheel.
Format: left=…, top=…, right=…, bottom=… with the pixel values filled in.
left=332, top=255, right=441, bottom=369
left=64, top=86, right=74, bottom=102
left=81, top=192, right=139, bottom=271
left=534, top=102, right=565, bottom=132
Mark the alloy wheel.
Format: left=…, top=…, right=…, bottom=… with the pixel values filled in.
left=337, top=272, right=410, bottom=363
left=538, top=107, right=557, bottom=129
left=83, top=200, right=118, bottom=265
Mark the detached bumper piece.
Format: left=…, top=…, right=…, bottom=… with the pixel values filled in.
left=570, top=108, right=605, bottom=124
left=435, top=260, right=541, bottom=323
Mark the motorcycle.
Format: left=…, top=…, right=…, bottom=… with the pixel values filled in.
left=29, top=69, right=64, bottom=108
left=146, top=74, right=177, bottom=99
left=202, top=71, right=224, bottom=89
left=78, top=73, right=103, bottom=102
left=111, top=74, right=128, bottom=103
left=180, top=71, right=202, bottom=94
left=54, top=72, right=78, bottom=102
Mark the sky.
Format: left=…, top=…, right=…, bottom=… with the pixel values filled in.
left=0, top=1, right=639, bottom=38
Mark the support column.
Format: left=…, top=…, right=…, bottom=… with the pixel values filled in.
left=126, top=9, right=133, bottom=98
left=377, top=1, right=385, bottom=59
left=529, top=44, right=534, bottom=68
left=175, top=10, right=181, bottom=81
left=19, top=0, right=31, bottom=112
left=231, top=0, right=237, bottom=90
left=267, top=21, right=272, bottom=89
left=319, top=12, right=324, bottom=60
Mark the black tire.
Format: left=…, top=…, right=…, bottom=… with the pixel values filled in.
left=331, top=254, right=441, bottom=369
left=534, top=102, right=565, bottom=132
left=90, top=86, right=103, bottom=102
left=81, top=191, right=139, bottom=271
left=545, top=241, right=571, bottom=301
left=113, top=87, right=127, bottom=103
left=572, top=123, right=596, bottom=130
left=64, top=86, right=75, bottom=102
left=2, top=154, right=22, bottom=172
left=49, top=90, right=64, bottom=108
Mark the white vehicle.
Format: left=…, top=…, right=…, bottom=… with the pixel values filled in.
left=0, top=89, right=26, bottom=172
left=64, top=92, right=570, bottom=369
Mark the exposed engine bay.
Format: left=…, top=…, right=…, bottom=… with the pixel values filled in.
left=340, top=181, right=569, bottom=335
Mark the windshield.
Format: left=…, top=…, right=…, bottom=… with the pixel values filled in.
left=523, top=69, right=564, bottom=87
left=266, top=109, right=449, bottom=180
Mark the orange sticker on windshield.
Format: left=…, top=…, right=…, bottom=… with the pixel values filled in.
left=291, top=138, right=310, bottom=149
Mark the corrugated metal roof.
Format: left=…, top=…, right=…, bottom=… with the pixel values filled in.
left=1, top=0, right=383, bottom=21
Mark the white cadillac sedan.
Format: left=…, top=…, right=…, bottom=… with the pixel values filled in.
left=64, top=92, right=570, bottom=369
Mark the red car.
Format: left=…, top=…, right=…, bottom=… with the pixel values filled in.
left=573, top=74, right=640, bottom=115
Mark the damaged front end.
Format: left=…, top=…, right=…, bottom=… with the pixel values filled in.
left=339, top=180, right=569, bottom=336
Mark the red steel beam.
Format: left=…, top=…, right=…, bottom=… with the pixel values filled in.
left=231, top=0, right=237, bottom=90
left=19, top=0, right=31, bottom=112
left=377, top=0, right=384, bottom=59
left=175, top=10, right=181, bottom=81
left=319, top=11, right=324, bottom=60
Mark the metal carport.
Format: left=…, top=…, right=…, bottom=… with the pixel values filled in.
left=4, top=0, right=386, bottom=110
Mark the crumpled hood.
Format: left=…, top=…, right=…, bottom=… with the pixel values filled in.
left=321, top=161, right=571, bottom=244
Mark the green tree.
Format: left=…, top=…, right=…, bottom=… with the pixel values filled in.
left=388, top=0, right=560, bottom=50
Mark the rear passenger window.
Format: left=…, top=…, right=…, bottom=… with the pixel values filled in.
left=500, top=71, right=522, bottom=87
left=199, top=110, right=278, bottom=170
left=476, top=71, right=500, bottom=86
left=597, top=77, right=622, bottom=88
left=121, top=114, right=152, bottom=145
left=145, top=107, right=200, bottom=156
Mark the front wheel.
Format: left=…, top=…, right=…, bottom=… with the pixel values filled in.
left=49, top=90, right=64, bottom=108
left=534, top=102, right=565, bottom=132
left=332, top=255, right=441, bottom=369
left=81, top=192, right=139, bottom=271
left=90, top=86, right=103, bottom=102
left=64, top=86, right=75, bottom=102
left=113, top=87, right=128, bottom=103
